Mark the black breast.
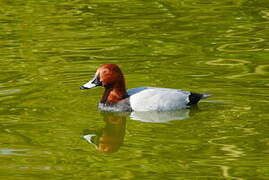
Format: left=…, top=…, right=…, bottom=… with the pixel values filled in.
left=98, top=98, right=133, bottom=112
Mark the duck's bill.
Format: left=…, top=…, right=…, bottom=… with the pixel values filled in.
left=80, top=80, right=97, bottom=89
left=80, top=75, right=102, bottom=89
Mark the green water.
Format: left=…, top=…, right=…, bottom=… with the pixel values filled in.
left=1, top=0, right=269, bottom=179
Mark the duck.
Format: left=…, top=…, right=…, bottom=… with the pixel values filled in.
left=80, top=64, right=211, bottom=112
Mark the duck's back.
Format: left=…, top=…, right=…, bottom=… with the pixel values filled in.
left=128, top=87, right=190, bottom=111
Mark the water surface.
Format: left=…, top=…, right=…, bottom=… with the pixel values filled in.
left=0, top=0, right=269, bottom=179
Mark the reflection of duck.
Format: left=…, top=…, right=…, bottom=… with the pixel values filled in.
left=83, top=112, right=127, bottom=153
left=130, top=105, right=199, bottom=123
left=130, top=109, right=189, bottom=123
left=83, top=107, right=199, bottom=153
left=80, top=64, right=211, bottom=112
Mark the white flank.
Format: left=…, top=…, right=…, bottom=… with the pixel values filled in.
left=129, top=87, right=190, bottom=111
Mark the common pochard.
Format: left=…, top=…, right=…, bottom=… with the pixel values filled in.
left=80, top=64, right=211, bottom=112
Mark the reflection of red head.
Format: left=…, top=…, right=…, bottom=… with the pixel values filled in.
left=97, top=136, right=122, bottom=153
left=96, top=113, right=126, bottom=153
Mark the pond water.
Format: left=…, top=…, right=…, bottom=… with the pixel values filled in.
left=0, top=0, right=269, bottom=179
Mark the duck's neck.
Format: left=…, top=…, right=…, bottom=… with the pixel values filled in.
left=101, top=84, right=128, bottom=104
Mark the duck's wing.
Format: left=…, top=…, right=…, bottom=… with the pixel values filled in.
left=127, top=87, right=190, bottom=96
left=127, top=87, right=149, bottom=96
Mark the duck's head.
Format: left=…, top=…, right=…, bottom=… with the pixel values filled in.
left=80, top=64, right=126, bottom=90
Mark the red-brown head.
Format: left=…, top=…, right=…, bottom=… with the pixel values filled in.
left=80, top=64, right=128, bottom=103
left=97, top=64, right=126, bottom=88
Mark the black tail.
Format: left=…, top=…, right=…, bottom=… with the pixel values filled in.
left=187, top=92, right=211, bottom=105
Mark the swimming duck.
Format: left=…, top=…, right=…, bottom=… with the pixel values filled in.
left=80, top=64, right=211, bottom=112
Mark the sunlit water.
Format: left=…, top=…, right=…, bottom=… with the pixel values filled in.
left=0, top=0, right=269, bottom=179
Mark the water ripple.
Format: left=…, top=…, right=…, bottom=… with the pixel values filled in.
left=208, top=136, right=245, bottom=161
left=216, top=24, right=266, bottom=52
left=0, top=89, right=21, bottom=95
left=206, top=58, right=251, bottom=66
left=0, top=148, right=29, bottom=156
left=227, top=64, right=269, bottom=79
left=260, top=9, right=269, bottom=20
